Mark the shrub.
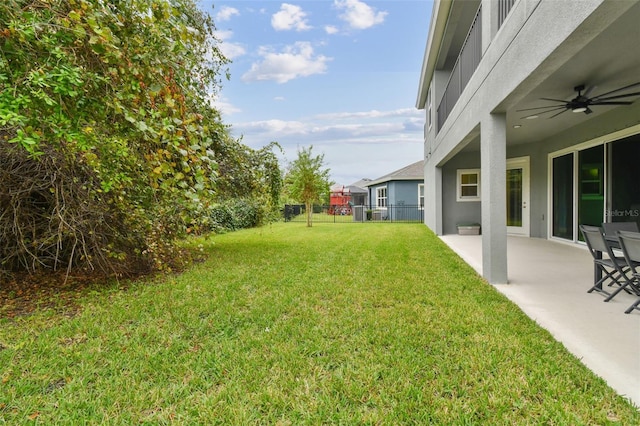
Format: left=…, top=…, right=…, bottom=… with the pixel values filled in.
left=209, top=199, right=266, bottom=232
left=0, top=142, right=151, bottom=276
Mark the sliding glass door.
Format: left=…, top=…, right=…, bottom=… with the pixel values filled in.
left=609, top=135, right=640, bottom=226
left=552, top=146, right=604, bottom=241
left=552, top=153, right=574, bottom=240
left=551, top=134, right=639, bottom=241
left=577, top=146, right=605, bottom=241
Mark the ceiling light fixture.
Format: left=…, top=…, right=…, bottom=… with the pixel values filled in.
left=572, top=106, right=587, bottom=113
left=513, top=124, right=522, bottom=128
left=525, top=114, right=539, bottom=119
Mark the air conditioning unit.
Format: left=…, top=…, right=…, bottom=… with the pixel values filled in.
left=353, top=205, right=364, bottom=222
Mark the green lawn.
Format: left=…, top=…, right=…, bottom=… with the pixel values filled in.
left=1, top=223, right=638, bottom=424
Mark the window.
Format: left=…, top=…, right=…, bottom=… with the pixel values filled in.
left=376, top=186, right=387, bottom=208
left=427, top=89, right=432, bottom=130
left=418, top=184, right=424, bottom=209
left=457, top=169, right=480, bottom=202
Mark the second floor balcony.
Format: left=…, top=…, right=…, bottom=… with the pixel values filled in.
left=436, top=0, right=516, bottom=132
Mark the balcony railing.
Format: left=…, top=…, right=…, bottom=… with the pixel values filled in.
left=436, top=5, right=482, bottom=131
left=498, top=0, right=516, bottom=28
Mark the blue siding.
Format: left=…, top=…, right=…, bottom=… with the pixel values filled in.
left=389, top=180, right=422, bottom=205
left=366, top=180, right=424, bottom=221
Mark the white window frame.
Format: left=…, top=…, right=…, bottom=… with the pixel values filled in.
left=418, top=184, right=425, bottom=209
left=376, top=186, right=388, bottom=208
left=457, top=169, right=481, bottom=202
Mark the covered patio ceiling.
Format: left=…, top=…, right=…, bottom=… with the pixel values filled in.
left=462, top=1, right=640, bottom=152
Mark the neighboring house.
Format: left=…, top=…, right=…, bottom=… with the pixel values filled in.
left=416, top=0, right=640, bottom=283
left=347, top=178, right=371, bottom=206
left=364, top=160, right=425, bottom=220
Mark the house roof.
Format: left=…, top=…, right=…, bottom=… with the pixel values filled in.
left=347, top=178, right=372, bottom=193
left=364, top=160, right=424, bottom=187
left=346, top=185, right=368, bottom=194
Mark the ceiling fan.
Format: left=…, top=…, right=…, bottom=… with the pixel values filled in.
left=517, top=82, right=640, bottom=119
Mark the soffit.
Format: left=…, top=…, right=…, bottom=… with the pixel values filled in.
left=460, top=1, right=640, bottom=153
left=436, top=0, right=481, bottom=70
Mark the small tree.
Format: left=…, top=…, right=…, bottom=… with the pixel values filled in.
left=286, top=146, right=332, bottom=227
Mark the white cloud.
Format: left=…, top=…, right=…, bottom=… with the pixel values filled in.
left=222, top=43, right=247, bottom=60
left=314, top=108, right=421, bottom=120
left=274, top=96, right=286, bottom=101
left=216, top=6, right=239, bottom=22
left=229, top=108, right=424, bottom=184
left=403, top=117, right=424, bottom=132
left=214, top=30, right=246, bottom=60
left=240, top=119, right=307, bottom=134
left=272, top=4, right=312, bottom=31
left=324, top=25, right=339, bottom=35
left=207, top=94, right=242, bottom=117
left=234, top=112, right=422, bottom=142
left=241, top=42, right=331, bottom=84
left=216, top=29, right=233, bottom=39
left=334, top=0, right=387, bottom=30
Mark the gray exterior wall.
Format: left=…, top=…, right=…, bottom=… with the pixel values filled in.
left=420, top=0, right=640, bottom=237
left=442, top=152, right=481, bottom=234
left=417, top=0, right=640, bottom=283
left=439, top=101, right=640, bottom=238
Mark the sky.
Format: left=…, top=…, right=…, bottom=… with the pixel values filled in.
left=200, top=0, right=432, bottom=185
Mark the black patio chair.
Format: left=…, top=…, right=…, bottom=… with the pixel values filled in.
left=579, top=225, right=631, bottom=297
left=616, top=230, right=640, bottom=314
left=602, top=221, right=639, bottom=248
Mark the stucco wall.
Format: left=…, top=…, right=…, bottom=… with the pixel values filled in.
left=442, top=151, right=482, bottom=234
left=440, top=102, right=640, bottom=238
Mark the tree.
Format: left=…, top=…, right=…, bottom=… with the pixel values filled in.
left=208, top=137, right=283, bottom=231
left=286, top=146, right=332, bottom=227
left=213, top=138, right=282, bottom=208
left=0, top=0, right=229, bottom=276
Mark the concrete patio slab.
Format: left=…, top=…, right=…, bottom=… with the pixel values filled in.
left=440, top=234, right=640, bottom=407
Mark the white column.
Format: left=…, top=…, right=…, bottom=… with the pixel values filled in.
left=480, top=112, right=508, bottom=284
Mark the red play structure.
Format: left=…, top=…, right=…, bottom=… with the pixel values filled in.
left=328, top=185, right=351, bottom=215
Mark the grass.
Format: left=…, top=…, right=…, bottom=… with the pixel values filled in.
left=1, top=222, right=638, bottom=424
left=288, top=211, right=357, bottom=223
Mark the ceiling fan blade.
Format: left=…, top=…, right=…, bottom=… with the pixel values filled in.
left=592, top=91, right=640, bottom=101
left=519, top=106, right=567, bottom=119
left=583, top=85, right=596, bottom=97
left=590, top=101, right=633, bottom=105
left=516, top=104, right=566, bottom=112
left=540, top=97, right=569, bottom=103
left=590, top=82, right=640, bottom=99
left=548, top=108, right=569, bottom=119
left=537, top=106, right=568, bottom=114
left=584, top=107, right=593, bottom=115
